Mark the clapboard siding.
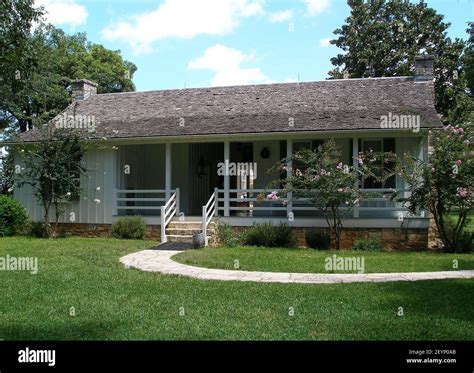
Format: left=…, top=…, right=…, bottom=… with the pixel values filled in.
left=14, top=148, right=116, bottom=224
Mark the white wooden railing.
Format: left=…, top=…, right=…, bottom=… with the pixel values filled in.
left=214, top=188, right=416, bottom=218
left=115, top=189, right=169, bottom=213
left=160, top=188, right=180, bottom=243
left=202, top=188, right=219, bottom=246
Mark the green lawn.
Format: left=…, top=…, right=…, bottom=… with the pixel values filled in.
left=174, top=246, right=474, bottom=273
left=0, top=237, right=473, bottom=340
left=448, top=211, right=474, bottom=232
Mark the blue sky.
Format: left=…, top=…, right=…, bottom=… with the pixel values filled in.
left=36, top=0, right=473, bottom=92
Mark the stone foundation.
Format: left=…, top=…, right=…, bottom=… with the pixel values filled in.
left=222, top=226, right=429, bottom=251
left=54, top=223, right=428, bottom=250
left=55, top=223, right=161, bottom=240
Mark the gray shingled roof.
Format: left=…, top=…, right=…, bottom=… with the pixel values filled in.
left=19, top=76, right=442, bottom=142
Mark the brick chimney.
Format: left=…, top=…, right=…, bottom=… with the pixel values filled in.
left=414, top=55, right=434, bottom=81
left=71, top=79, right=98, bottom=100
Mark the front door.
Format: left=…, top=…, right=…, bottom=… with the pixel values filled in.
left=188, top=143, right=224, bottom=215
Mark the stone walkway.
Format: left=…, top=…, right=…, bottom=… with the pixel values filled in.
left=120, top=250, right=474, bottom=284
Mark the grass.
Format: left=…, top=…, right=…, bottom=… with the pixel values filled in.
left=173, top=246, right=474, bottom=274
left=448, top=211, right=474, bottom=232
left=0, top=237, right=473, bottom=340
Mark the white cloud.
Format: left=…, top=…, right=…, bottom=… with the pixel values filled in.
left=303, top=0, right=330, bottom=15
left=319, top=37, right=332, bottom=47
left=188, top=44, right=272, bottom=86
left=101, top=0, right=264, bottom=54
left=269, top=9, right=293, bottom=23
left=35, top=0, right=88, bottom=27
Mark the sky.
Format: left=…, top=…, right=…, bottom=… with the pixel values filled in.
left=35, top=0, right=473, bottom=92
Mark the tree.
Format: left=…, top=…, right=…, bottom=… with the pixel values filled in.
left=328, top=0, right=465, bottom=119
left=0, top=0, right=43, bottom=130
left=0, top=149, right=14, bottom=195
left=361, top=124, right=473, bottom=252
left=447, top=23, right=474, bottom=125
left=268, top=140, right=362, bottom=250
left=16, top=126, right=86, bottom=237
left=464, top=22, right=474, bottom=94
left=1, top=23, right=137, bottom=132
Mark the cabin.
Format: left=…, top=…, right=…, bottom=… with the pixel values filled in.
left=13, top=56, right=442, bottom=249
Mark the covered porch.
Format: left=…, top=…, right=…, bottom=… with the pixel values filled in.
left=112, top=133, right=429, bottom=232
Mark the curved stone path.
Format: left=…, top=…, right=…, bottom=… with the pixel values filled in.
left=120, top=250, right=474, bottom=284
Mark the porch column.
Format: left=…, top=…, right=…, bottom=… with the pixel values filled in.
left=419, top=136, right=428, bottom=164
left=165, top=143, right=172, bottom=201
left=352, top=137, right=359, bottom=218
left=419, top=136, right=429, bottom=217
left=224, top=141, right=230, bottom=216
left=286, top=139, right=293, bottom=217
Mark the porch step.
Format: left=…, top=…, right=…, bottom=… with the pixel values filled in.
left=167, top=221, right=216, bottom=229
left=166, top=227, right=215, bottom=236
left=165, top=219, right=217, bottom=245
left=166, top=234, right=212, bottom=244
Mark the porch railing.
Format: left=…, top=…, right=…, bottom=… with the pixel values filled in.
left=160, top=188, right=180, bottom=243
left=115, top=189, right=170, bottom=214
left=202, top=188, right=219, bottom=246
left=214, top=188, right=418, bottom=218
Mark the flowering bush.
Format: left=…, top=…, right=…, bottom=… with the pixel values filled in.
left=270, top=139, right=362, bottom=250
left=361, top=124, right=473, bottom=252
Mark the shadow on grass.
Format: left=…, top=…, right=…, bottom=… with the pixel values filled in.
left=0, top=320, right=122, bottom=341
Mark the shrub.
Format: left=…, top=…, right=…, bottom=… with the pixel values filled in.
left=443, top=221, right=474, bottom=253
left=352, top=238, right=384, bottom=251
left=453, top=231, right=473, bottom=253
left=29, top=221, right=49, bottom=238
left=243, top=222, right=295, bottom=247
left=111, top=216, right=146, bottom=239
left=0, top=195, right=28, bottom=236
left=305, top=229, right=331, bottom=250
left=216, top=221, right=240, bottom=247
left=272, top=223, right=297, bottom=247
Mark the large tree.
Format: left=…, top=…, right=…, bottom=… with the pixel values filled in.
left=1, top=22, right=137, bottom=132
left=0, top=0, right=42, bottom=131
left=328, top=0, right=466, bottom=119
left=464, top=22, right=474, bottom=94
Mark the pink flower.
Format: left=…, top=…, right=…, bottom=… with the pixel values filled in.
left=337, top=188, right=344, bottom=192
left=455, top=160, right=462, bottom=167
left=267, top=191, right=279, bottom=200
left=337, top=162, right=343, bottom=170
left=457, top=188, right=468, bottom=198
left=464, top=140, right=470, bottom=146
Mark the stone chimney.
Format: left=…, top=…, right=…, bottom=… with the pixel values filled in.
left=71, top=79, right=98, bottom=100
left=414, top=55, right=434, bottom=81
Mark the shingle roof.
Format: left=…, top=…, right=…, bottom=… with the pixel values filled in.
left=19, top=76, right=442, bottom=142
